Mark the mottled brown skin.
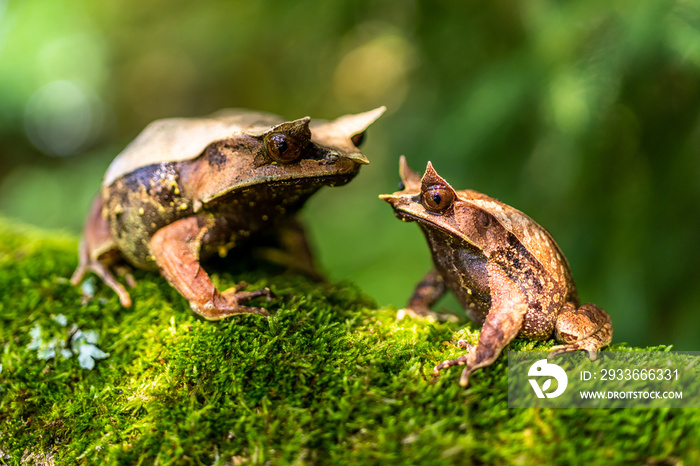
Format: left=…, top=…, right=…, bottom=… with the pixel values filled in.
left=72, top=109, right=383, bottom=319
left=380, top=157, right=612, bottom=387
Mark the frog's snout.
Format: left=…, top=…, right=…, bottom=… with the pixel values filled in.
left=345, top=152, right=370, bottom=165
left=378, top=193, right=398, bottom=206
left=379, top=193, right=408, bottom=215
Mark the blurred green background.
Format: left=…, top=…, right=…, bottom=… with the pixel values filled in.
left=2, top=0, right=700, bottom=349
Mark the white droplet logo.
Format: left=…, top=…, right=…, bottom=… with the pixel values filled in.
left=528, top=359, right=568, bottom=398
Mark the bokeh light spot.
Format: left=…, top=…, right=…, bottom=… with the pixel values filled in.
left=122, top=51, right=199, bottom=122
left=333, top=30, right=415, bottom=111
left=37, top=33, right=107, bottom=89
left=548, top=70, right=591, bottom=136
left=24, top=80, right=103, bottom=156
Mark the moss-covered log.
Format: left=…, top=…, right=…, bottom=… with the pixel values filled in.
left=0, top=218, right=698, bottom=464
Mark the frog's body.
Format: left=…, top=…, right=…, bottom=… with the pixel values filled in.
left=72, top=107, right=385, bottom=319
left=381, top=157, right=612, bottom=387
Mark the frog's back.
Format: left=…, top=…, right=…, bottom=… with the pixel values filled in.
left=460, top=189, right=576, bottom=296
left=103, top=109, right=285, bottom=187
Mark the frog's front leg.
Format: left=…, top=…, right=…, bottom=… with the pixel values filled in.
left=433, top=263, right=528, bottom=387
left=148, top=216, right=271, bottom=320
left=550, top=302, right=612, bottom=360
left=396, top=269, right=446, bottom=321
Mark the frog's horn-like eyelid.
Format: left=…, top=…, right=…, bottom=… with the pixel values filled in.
left=313, top=106, right=387, bottom=137
left=399, top=155, right=421, bottom=190
left=358, top=106, right=386, bottom=132
left=340, top=106, right=386, bottom=134
left=263, top=117, right=311, bottom=139
left=421, top=161, right=455, bottom=193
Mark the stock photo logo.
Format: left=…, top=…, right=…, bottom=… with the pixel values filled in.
left=510, top=351, right=699, bottom=408
left=528, top=359, right=568, bottom=399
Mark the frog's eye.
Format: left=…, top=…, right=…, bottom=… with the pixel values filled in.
left=422, top=185, right=454, bottom=213
left=266, top=133, right=303, bottom=163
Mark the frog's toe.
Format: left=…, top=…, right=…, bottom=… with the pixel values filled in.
left=433, top=354, right=469, bottom=375
left=72, top=259, right=132, bottom=307
left=227, top=305, right=270, bottom=317
left=115, top=265, right=137, bottom=288
left=183, top=284, right=274, bottom=320
left=456, top=340, right=475, bottom=351
left=115, top=288, right=133, bottom=307
left=459, top=368, right=471, bottom=387
left=223, top=285, right=274, bottom=303
left=432, top=355, right=474, bottom=387
left=192, top=302, right=270, bottom=320
left=233, top=281, right=250, bottom=292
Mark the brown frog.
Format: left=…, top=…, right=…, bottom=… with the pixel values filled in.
left=380, top=157, right=612, bottom=387
left=71, top=107, right=385, bottom=319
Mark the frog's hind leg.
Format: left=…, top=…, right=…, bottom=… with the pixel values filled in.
left=71, top=195, right=132, bottom=307
left=549, top=302, right=613, bottom=360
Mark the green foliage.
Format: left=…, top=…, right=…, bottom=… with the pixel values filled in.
left=1, top=218, right=699, bottom=464
left=3, top=0, right=700, bottom=351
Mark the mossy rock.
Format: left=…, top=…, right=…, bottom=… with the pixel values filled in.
left=0, top=217, right=698, bottom=464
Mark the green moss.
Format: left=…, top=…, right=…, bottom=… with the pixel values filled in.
left=0, top=217, right=698, bottom=465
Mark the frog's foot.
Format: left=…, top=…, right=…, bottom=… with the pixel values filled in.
left=549, top=302, right=613, bottom=361
left=433, top=347, right=503, bottom=388
left=150, top=216, right=273, bottom=320
left=189, top=280, right=273, bottom=320
left=195, top=285, right=273, bottom=320
left=71, top=241, right=132, bottom=308
left=432, top=341, right=478, bottom=386
left=222, top=281, right=275, bottom=309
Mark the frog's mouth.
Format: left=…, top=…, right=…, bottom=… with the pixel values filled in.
left=393, top=210, right=450, bottom=233
left=267, top=172, right=356, bottom=188
left=201, top=172, right=359, bottom=209
left=201, top=170, right=359, bottom=205
left=394, top=210, right=419, bottom=222
left=379, top=193, right=421, bottom=223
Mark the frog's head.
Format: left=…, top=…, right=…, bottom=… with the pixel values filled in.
left=380, top=157, right=495, bottom=251
left=382, top=157, right=573, bottom=289
left=193, top=106, right=386, bottom=205
left=380, top=157, right=457, bottom=224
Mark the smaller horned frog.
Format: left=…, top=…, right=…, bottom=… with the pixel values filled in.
left=381, top=157, right=612, bottom=387
left=72, top=107, right=384, bottom=319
